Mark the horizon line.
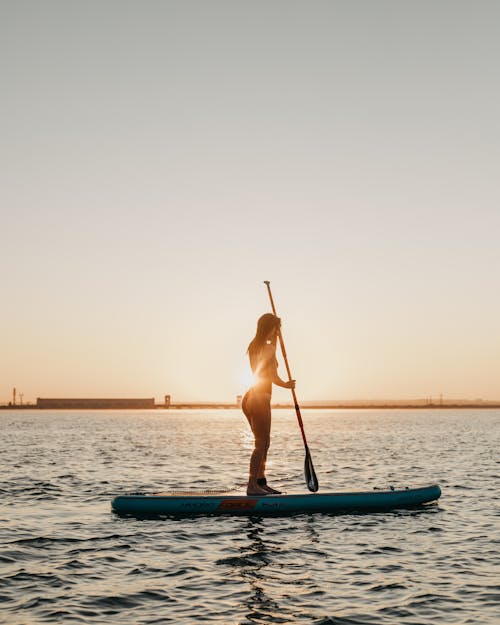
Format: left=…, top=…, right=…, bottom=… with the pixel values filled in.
left=2, top=396, right=500, bottom=410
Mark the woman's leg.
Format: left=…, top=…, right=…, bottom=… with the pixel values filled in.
left=249, top=403, right=271, bottom=484
left=242, top=392, right=271, bottom=494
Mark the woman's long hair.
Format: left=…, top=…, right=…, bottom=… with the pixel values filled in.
left=247, top=313, right=281, bottom=360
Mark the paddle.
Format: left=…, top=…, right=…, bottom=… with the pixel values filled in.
left=264, top=281, right=319, bottom=493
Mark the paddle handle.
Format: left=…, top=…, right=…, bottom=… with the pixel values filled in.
left=264, top=281, right=308, bottom=448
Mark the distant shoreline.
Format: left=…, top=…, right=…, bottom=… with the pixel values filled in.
left=2, top=402, right=500, bottom=410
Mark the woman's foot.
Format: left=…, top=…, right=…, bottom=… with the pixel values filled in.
left=255, top=477, right=281, bottom=495
left=263, top=485, right=282, bottom=494
left=246, top=485, right=269, bottom=496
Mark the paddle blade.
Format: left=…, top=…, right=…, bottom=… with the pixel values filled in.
left=304, top=445, right=319, bottom=492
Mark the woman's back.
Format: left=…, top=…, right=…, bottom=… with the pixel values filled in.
left=248, top=343, right=277, bottom=394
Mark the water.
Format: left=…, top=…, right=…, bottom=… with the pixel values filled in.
left=0, top=409, right=498, bottom=624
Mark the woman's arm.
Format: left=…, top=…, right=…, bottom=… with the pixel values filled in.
left=272, top=373, right=296, bottom=390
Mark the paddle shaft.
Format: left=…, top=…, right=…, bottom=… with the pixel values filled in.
left=264, top=281, right=308, bottom=448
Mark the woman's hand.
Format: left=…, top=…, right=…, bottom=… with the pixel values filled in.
left=274, top=375, right=296, bottom=390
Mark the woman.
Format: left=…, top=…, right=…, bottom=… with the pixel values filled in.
left=242, top=313, right=295, bottom=495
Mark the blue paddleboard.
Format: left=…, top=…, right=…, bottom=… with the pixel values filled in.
left=111, top=484, right=441, bottom=517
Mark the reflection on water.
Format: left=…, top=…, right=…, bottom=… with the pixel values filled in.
left=241, top=520, right=283, bottom=624
left=217, top=517, right=308, bottom=624
left=0, top=409, right=499, bottom=624
left=222, top=508, right=442, bottom=625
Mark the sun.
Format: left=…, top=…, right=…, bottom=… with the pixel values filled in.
left=238, top=361, right=255, bottom=392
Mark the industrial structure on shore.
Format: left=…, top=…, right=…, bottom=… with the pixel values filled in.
left=34, top=395, right=242, bottom=410
left=36, top=398, right=155, bottom=409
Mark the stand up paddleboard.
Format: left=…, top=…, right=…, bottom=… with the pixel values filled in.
left=111, top=484, right=441, bottom=517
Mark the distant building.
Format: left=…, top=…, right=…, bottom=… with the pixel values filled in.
left=36, top=398, right=155, bottom=409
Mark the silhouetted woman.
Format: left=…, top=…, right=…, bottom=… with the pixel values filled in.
left=242, top=313, right=295, bottom=495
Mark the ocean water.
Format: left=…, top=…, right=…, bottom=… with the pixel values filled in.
left=0, top=408, right=498, bottom=624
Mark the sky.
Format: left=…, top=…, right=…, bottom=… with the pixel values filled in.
left=1, top=1, right=499, bottom=403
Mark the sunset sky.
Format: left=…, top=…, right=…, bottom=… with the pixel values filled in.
left=1, top=1, right=499, bottom=404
